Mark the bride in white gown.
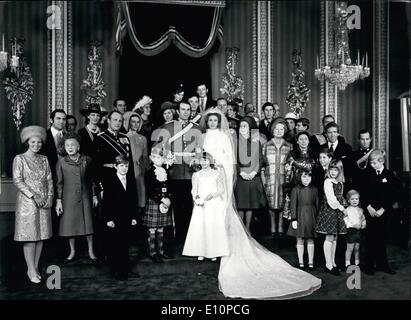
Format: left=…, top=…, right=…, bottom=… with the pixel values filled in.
left=200, top=108, right=321, bottom=299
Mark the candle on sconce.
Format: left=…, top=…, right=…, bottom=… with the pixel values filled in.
left=365, top=52, right=368, bottom=67
left=357, top=50, right=360, bottom=65
left=317, top=56, right=319, bottom=69
left=2, top=33, right=4, bottom=52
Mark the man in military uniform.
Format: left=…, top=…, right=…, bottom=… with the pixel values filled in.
left=94, top=111, right=136, bottom=261
left=346, top=129, right=374, bottom=193
left=95, top=111, right=135, bottom=188
left=153, top=102, right=203, bottom=247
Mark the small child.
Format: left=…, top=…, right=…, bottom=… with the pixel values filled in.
left=102, top=155, right=138, bottom=281
left=143, top=147, right=173, bottom=263
left=344, top=190, right=366, bottom=268
left=183, top=152, right=229, bottom=261
left=315, top=159, right=347, bottom=275
left=287, top=170, right=319, bottom=270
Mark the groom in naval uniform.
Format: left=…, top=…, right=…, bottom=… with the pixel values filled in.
left=153, top=102, right=203, bottom=249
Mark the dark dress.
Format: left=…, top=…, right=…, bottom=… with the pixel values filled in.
left=282, top=148, right=316, bottom=220
left=78, top=126, right=101, bottom=160
left=287, top=185, right=319, bottom=238
left=315, top=181, right=347, bottom=235
left=234, top=135, right=267, bottom=210
left=143, top=165, right=173, bottom=228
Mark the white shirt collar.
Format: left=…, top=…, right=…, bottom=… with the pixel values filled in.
left=116, top=173, right=127, bottom=188
left=50, top=126, right=63, bottom=138
left=328, top=139, right=339, bottom=149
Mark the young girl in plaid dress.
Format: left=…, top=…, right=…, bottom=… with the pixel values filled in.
left=315, top=159, right=347, bottom=275
left=143, top=147, right=172, bottom=263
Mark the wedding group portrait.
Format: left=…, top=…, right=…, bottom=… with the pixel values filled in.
left=0, top=0, right=409, bottom=304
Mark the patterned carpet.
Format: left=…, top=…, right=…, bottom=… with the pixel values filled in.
left=0, top=235, right=409, bottom=300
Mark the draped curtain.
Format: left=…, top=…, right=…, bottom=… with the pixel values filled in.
left=116, top=1, right=224, bottom=58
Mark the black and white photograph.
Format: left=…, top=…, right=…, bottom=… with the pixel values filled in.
left=0, top=0, right=409, bottom=309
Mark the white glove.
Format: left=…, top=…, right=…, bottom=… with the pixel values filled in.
left=292, top=221, right=298, bottom=229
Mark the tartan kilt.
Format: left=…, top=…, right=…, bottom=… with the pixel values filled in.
left=143, top=198, right=173, bottom=228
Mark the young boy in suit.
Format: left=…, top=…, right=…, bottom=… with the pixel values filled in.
left=103, top=155, right=139, bottom=280
left=362, top=149, right=399, bottom=275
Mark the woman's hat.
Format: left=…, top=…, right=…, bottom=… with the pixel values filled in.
left=80, top=103, right=108, bottom=117
left=160, top=101, right=176, bottom=113
left=239, top=116, right=258, bottom=130
left=133, top=95, right=153, bottom=112
left=284, top=112, right=297, bottom=120
left=20, top=125, right=47, bottom=144
left=123, top=111, right=142, bottom=132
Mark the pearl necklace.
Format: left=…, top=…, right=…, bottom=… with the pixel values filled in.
left=87, top=125, right=99, bottom=134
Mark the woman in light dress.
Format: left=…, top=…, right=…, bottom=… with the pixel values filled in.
left=194, top=108, right=321, bottom=299
left=13, top=126, right=54, bottom=283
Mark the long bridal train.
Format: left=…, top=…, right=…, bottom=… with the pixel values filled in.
left=199, top=108, right=321, bottom=299
left=218, top=202, right=321, bottom=299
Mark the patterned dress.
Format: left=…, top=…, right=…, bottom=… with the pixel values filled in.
left=315, top=180, right=347, bottom=235
left=13, top=152, right=53, bottom=241
left=262, top=139, right=293, bottom=210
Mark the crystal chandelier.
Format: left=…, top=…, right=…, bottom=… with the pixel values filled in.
left=315, top=1, right=370, bottom=90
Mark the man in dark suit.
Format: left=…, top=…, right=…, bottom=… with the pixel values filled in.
left=39, top=109, right=67, bottom=182
left=112, top=98, right=128, bottom=134
left=320, top=122, right=353, bottom=169
left=39, top=109, right=67, bottom=243
left=312, top=114, right=346, bottom=153
left=197, top=83, right=216, bottom=113
left=258, top=102, right=279, bottom=140
left=102, top=155, right=139, bottom=280
left=361, top=150, right=400, bottom=275
left=154, top=102, right=203, bottom=246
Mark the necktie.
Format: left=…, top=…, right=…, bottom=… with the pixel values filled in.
left=200, top=98, right=205, bottom=110
left=376, top=170, right=380, bottom=176
left=121, top=176, right=127, bottom=189
left=55, top=131, right=63, bottom=147
left=329, top=143, right=334, bottom=153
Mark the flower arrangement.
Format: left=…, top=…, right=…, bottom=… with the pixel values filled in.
left=80, top=40, right=107, bottom=106
left=154, top=166, right=167, bottom=182
left=3, top=38, right=34, bottom=130
left=219, top=47, right=244, bottom=101
left=285, top=49, right=310, bottom=118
